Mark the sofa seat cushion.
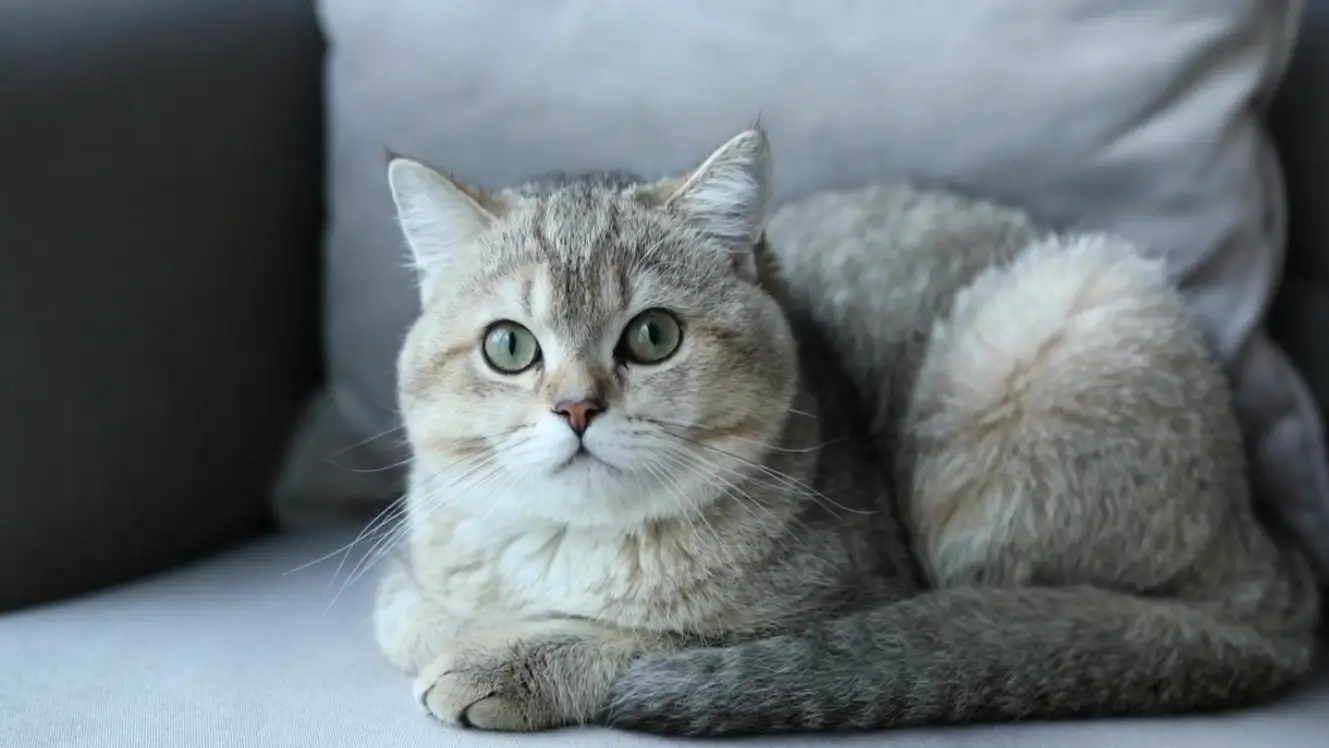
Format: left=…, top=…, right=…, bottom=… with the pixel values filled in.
left=1, top=528, right=1326, bottom=747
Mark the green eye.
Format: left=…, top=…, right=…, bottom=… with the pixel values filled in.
left=620, top=309, right=683, bottom=365
left=482, top=321, right=541, bottom=373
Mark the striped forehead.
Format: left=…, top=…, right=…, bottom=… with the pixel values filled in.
left=518, top=195, right=639, bottom=338
left=474, top=189, right=716, bottom=350
left=525, top=252, right=628, bottom=345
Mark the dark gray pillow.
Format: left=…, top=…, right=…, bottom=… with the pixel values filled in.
left=0, top=0, right=323, bottom=610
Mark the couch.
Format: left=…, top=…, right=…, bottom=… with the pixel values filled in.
left=2, top=1, right=1326, bottom=746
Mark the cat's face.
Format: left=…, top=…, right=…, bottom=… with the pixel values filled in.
left=390, top=129, right=799, bottom=528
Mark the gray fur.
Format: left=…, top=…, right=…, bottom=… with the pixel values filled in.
left=377, top=129, right=1321, bottom=737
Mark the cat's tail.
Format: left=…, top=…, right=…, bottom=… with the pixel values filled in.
left=604, top=585, right=1319, bottom=736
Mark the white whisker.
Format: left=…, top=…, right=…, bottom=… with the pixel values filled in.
left=643, top=427, right=874, bottom=518
left=300, top=433, right=526, bottom=614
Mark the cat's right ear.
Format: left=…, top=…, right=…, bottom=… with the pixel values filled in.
left=386, top=156, right=501, bottom=285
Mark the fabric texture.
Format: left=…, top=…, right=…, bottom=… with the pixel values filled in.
left=1271, top=2, right=1329, bottom=455
left=1, top=527, right=1325, bottom=748
left=0, top=0, right=324, bottom=611
left=292, top=0, right=1329, bottom=577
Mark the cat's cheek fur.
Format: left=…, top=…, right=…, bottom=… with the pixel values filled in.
left=508, top=415, right=582, bottom=471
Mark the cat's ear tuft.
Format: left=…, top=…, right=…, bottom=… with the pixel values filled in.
left=386, top=156, right=500, bottom=281
left=651, top=128, right=771, bottom=279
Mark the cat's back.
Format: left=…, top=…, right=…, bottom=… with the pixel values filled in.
left=771, top=182, right=1041, bottom=247
left=763, top=183, right=1047, bottom=441
left=766, top=183, right=1044, bottom=337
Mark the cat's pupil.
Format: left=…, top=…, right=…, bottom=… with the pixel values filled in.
left=497, top=330, right=516, bottom=357
left=641, top=322, right=659, bottom=348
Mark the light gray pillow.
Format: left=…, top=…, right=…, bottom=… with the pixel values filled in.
left=287, top=0, right=1329, bottom=577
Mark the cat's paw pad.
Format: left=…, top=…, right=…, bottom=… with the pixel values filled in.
left=413, top=646, right=559, bottom=732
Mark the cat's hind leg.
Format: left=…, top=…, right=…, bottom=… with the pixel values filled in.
left=900, top=230, right=1319, bottom=673
left=602, top=235, right=1320, bottom=737
left=905, top=234, right=1246, bottom=591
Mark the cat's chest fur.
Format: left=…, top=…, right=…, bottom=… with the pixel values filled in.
left=405, top=499, right=789, bottom=636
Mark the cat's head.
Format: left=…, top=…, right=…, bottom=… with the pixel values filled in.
left=388, top=128, right=799, bottom=528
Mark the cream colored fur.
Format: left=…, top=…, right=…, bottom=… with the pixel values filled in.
left=371, top=128, right=1319, bottom=735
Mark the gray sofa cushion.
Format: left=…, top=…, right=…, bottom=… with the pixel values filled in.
left=1, top=528, right=1325, bottom=747
left=290, top=0, right=1329, bottom=578
left=0, top=0, right=324, bottom=611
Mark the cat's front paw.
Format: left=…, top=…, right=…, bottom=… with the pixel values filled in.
left=413, top=640, right=560, bottom=732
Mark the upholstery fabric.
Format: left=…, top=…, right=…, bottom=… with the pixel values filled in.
left=0, top=0, right=324, bottom=611
left=1, top=527, right=1325, bottom=748
left=1271, top=1, right=1329, bottom=446
left=292, top=0, right=1329, bottom=576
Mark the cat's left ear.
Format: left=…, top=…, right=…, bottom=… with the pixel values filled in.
left=647, top=128, right=771, bottom=281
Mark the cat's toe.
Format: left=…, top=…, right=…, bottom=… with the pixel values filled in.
left=413, top=656, right=559, bottom=732
left=460, top=693, right=552, bottom=731
left=413, top=666, right=477, bottom=726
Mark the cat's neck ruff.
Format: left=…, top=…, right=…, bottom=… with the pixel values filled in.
left=401, top=463, right=801, bottom=631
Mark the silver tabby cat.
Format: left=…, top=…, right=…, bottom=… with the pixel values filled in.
left=373, top=128, right=1320, bottom=736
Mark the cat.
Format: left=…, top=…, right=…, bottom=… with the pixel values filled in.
left=372, top=127, right=1321, bottom=736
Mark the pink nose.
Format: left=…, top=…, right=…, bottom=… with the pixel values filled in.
left=553, top=398, right=605, bottom=436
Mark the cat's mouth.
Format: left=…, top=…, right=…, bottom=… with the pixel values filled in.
left=552, top=445, right=617, bottom=474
